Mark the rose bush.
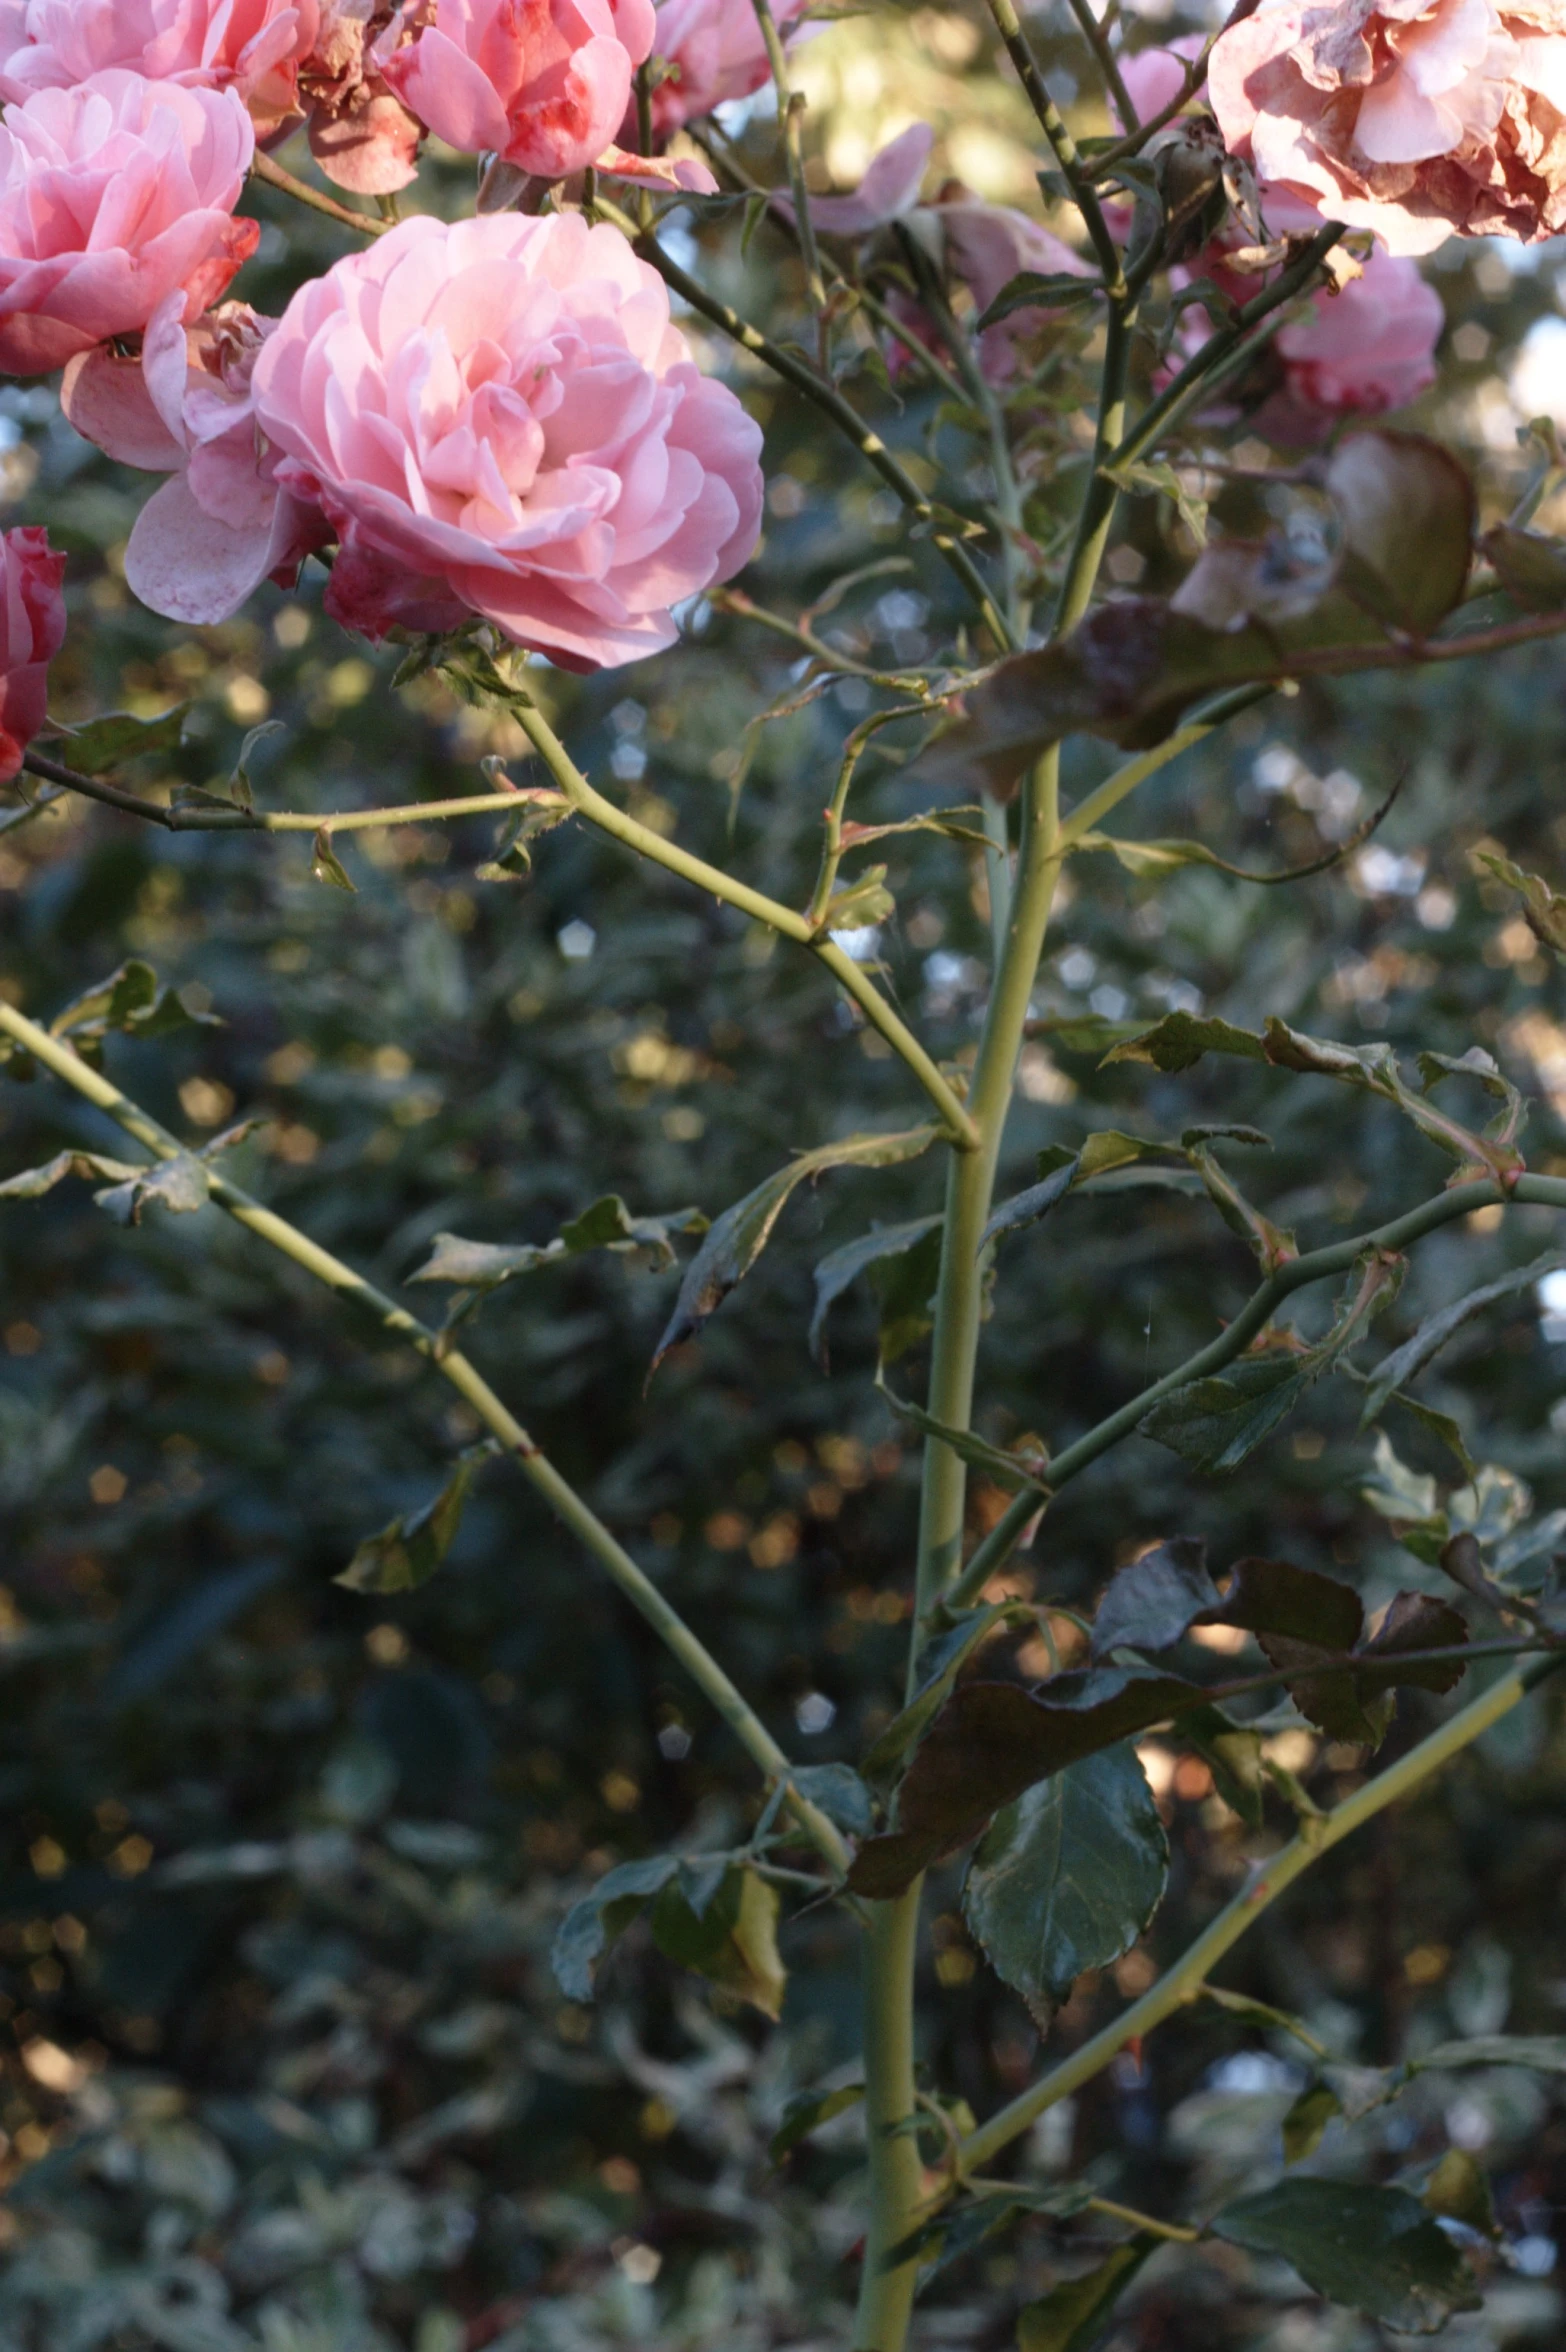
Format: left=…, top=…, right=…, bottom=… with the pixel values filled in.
left=0, top=520, right=62, bottom=780
left=0, top=70, right=256, bottom=376
left=635, top=0, right=809, bottom=139
left=249, top=210, right=762, bottom=666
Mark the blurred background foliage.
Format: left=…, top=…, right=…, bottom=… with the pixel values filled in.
left=4, top=5, right=1566, bottom=2347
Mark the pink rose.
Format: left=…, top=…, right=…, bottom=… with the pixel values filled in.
left=0, top=521, right=64, bottom=783
left=1209, top=0, right=1566, bottom=253
left=635, top=0, right=808, bottom=139
left=61, top=295, right=325, bottom=626
left=1116, top=36, right=1205, bottom=128
left=1166, top=187, right=1443, bottom=442
left=0, top=1, right=321, bottom=135
left=250, top=212, right=763, bottom=669
left=379, top=0, right=656, bottom=180
left=0, top=71, right=257, bottom=377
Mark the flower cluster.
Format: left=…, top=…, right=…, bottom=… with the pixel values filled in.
left=0, top=0, right=777, bottom=724
left=1209, top=0, right=1566, bottom=254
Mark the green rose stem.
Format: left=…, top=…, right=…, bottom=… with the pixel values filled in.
left=0, top=996, right=851, bottom=1884
left=956, top=1650, right=1566, bottom=2180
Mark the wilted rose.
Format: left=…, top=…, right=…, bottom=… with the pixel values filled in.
left=297, top=1, right=422, bottom=192
left=0, top=521, right=64, bottom=783
left=0, top=71, right=257, bottom=377
left=380, top=0, right=656, bottom=181
left=0, top=0, right=320, bottom=134
left=1209, top=0, right=1566, bottom=253
left=62, top=295, right=325, bottom=627
left=250, top=212, right=763, bottom=669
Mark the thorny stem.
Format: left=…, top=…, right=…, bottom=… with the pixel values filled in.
left=1086, top=41, right=1214, bottom=178
left=806, top=704, right=931, bottom=927
left=1063, top=0, right=1139, bottom=132
left=0, top=997, right=852, bottom=1883
left=746, top=0, right=827, bottom=337
left=621, top=217, right=1015, bottom=650
left=948, top=1171, right=1566, bottom=1611
left=249, top=150, right=388, bottom=236
left=507, top=696, right=983, bottom=1150
left=979, top=0, right=1126, bottom=293
left=956, top=1651, right=1566, bottom=2177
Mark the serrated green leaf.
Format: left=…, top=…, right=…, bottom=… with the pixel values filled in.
left=59, top=705, right=188, bottom=776
left=650, top=1865, right=785, bottom=2019
left=1017, top=2237, right=1160, bottom=2352
left=1212, top=2177, right=1480, bottom=2331
left=652, top=1125, right=940, bottom=1369
left=413, top=1197, right=705, bottom=1290
left=809, top=1215, right=943, bottom=1367
left=335, top=1454, right=484, bottom=1595
left=769, top=2081, right=864, bottom=2163
left=1363, top=1248, right=1566, bottom=1425
left=963, top=1746, right=1168, bottom=2025
left=788, top=1762, right=875, bottom=1837
left=1102, top=1012, right=1267, bottom=1074
left=551, top=1856, right=680, bottom=2000
left=878, top=1381, right=1051, bottom=1492
left=1281, top=2081, right=1343, bottom=2165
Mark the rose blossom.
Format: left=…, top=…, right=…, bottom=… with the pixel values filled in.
left=0, top=522, right=64, bottom=784
left=1209, top=0, right=1566, bottom=254
left=0, top=1, right=320, bottom=135
left=633, top=0, right=809, bottom=140
left=379, top=0, right=658, bottom=180
left=0, top=72, right=257, bottom=377
left=61, top=294, right=325, bottom=627
left=1165, top=186, right=1443, bottom=441
left=250, top=211, right=763, bottom=668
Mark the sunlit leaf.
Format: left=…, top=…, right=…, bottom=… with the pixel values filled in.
left=58, top=704, right=188, bottom=775
left=650, top=1865, right=786, bottom=2019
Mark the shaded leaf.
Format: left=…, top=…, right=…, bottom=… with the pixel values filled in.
left=311, top=827, right=356, bottom=892
left=892, top=2183, right=1096, bottom=2284
left=652, top=1124, right=940, bottom=1367
left=413, top=1197, right=706, bottom=1289
left=1200, top=1983, right=1327, bottom=2057
left=1413, top=2034, right=1566, bottom=2076
left=1211, top=2178, right=1480, bottom=2331
left=228, top=719, right=285, bottom=809
left=1325, top=431, right=1474, bottom=636
left=60, top=704, right=188, bottom=775
left=1365, top=1249, right=1566, bottom=1424
left=1182, top=1703, right=1266, bottom=1829
left=1422, top=2149, right=1496, bottom=2238
left=650, top=1865, right=786, bottom=2019
left=870, top=1220, right=946, bottom=1365
left=1220, top=1556, right=1364, bottom=1651
left=974, top=269, right=1102, bottom=331
left=1473, top=848, right=1566, bottom=958
left=551, top=1856, right=680, bottom=2000
left=848, top=1672, right=1195, bottom=1898
left=95, top=1153, right=211, bottom=1226
left=336, top=1453, right=486, bottom=1595
left=1090, top=1537, right=1220, bottom=1660
left=879, top=1382, right=1051, bottom=1492
left=1480, top=522, right=1566, bottom=611
left=788, top=1762, right=875, bottom=1837
left=809, top=1215, right=943, bottom=1365
left=50, top=958, right=219, bottom=1050
left=1139, top=1353, right=1319, bottom=1475
left=1017, top=2237, right=1161, bottom=2352
left=862, top=1604, right=1015, bottom=1782
left=963, top=1746, right=1168, bottom=2025
left=1282, top=2080, right=1342, bottom=2165
left=0, top=1149, right=141, bottom=1201
left=1102, top=1012, right=1266, bottom=1074
left=981, top=1159, right=1079, bottom=1252
left=770, top=2081, right=864, bottom=2163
